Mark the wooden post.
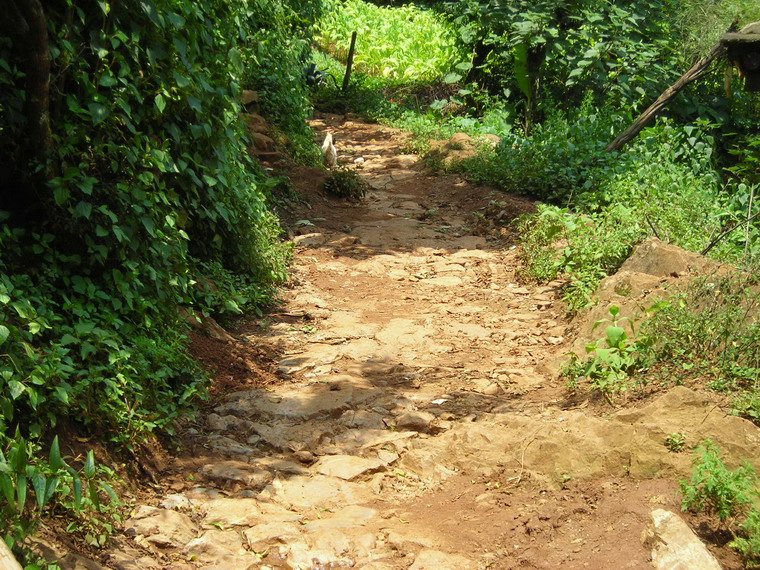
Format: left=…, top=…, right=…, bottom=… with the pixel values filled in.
left=342, top=31, right=357, bottom=92
left=604, top=42, right=726, bottom=153
left=0, top=539, right=23, bottom=570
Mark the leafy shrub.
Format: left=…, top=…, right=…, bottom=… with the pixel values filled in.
left=322, top=169, right=368, bottom=201
left=442, top=0, right=686, bottom=121
left=317, top=0, right=465, bottom=81
left=565, top=306, right=654, bottom=399
left=681, top=440, right=758, bottom=522
left=460, top=104, right=623, bottom=203
left=517, top=204, right=644, bottom=312
left=240, top=1, right=324, bottom=164
left=680, top=440, right=760, bottom=565
left=640, top=271, right=760, bottom=420
left=1, top=436, right=120, bottom=552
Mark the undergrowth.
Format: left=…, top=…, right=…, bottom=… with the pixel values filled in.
left=0, top=0, right=314, bottom=558
left=681, top=441, right=760, bottom=566
left=563, top=272, right=759, bottom=422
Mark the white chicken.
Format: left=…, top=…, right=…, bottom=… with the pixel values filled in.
left=321, top=132, right=338, bottom=168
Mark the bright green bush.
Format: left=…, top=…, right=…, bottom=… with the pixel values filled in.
left=517, top=204, right=645, bottom=312
left=317, top=0, right=465, bottom=81
left=681, top=440, right=760, bottom=566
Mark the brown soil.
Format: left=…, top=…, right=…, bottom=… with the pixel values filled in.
left=43, top=116, right=755, bottom=570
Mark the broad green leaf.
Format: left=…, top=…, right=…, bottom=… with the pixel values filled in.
left=44, top=476, right=60, bottom=505
left=513, top=41, right=531, bottom=102
left=0, top=398, right=13, bottom=422
left=155, top=93, right=166, bottom=113
left=442, top=72, right=462, bottom=84
left=87, top=102, right=110, bottom=125
left=74, top=201, right=93, bottom=219
left=605, top=326, right=627, bottom=348
left=8, top=380, right=25, bottom=401
left=228, top=47, right=243, bottom=73
left=0, top=325, right=9, bottom=345
left=32, top=473, right=47, bottom=509
left=98, top=74, right=117, bottom=87
left=60, top=334, right=77, bottom=346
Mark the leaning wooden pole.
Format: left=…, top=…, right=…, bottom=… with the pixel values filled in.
left=0, top=539, right=23, bottom=570
left=604, top=42, right=726, bottom=153
left=342, top=31, right=357, bottom=92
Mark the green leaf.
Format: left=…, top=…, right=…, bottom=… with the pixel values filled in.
left=32, top=473, right=47, bottom=509
left=49, top=436, right=63, bottom=471
left=172, top=71, right=190, bottom=88
left=155, top=93, right=166, bottom=114
left=0, top=398, right=13, bottom=422
left=84, top=450, right=96, bottom=479
left=228, top=47, right=243, bottom=73
left=605, top=326, right=627, bottom=348
left=87, top=103, right=110, bottom=126
left=74, top=201, right=93, bottom=219
left=0, top=473, right=14, bottom=508
left=98, top=74, right=118, bottom=87
left=73, top=476, right=83, bottom=511
left=44, top=476, right=60, bottom=505
left=442, top=72, right=462, bottom=84
left=75, top=321, right=95, bottom=336
left=8, top=380, right=25, bottom=401
left=16, top=473, right=27, bottom=512
left=60, top=333, right=77, bottom=346
left=54, top=187, right=70, bottom=206
left=513, top=41, right=532, bottom=102
left=99, top=481, right=120, bottom=504
left=0, top=325, right=9, bottom=345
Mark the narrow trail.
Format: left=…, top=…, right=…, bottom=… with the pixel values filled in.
left=87, top=117, right=757, bottom=570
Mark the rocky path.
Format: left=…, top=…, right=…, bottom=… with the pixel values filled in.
left=84, top=118, right=759, bottom=570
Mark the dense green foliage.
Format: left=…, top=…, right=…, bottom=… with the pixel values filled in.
left=681, top=441, right=760, bottom=565
left=316, top=0, right=464, bottom=81
left=0, top=0, right=322, bottom=552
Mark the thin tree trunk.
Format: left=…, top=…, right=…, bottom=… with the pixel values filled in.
left=13, top=0, right=54, bottom=166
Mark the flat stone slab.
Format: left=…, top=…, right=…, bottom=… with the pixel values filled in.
left=199, top=461, right=272, bottom=490
left=644, top=509, right=722, bottom=570
left=184, top=529, right=246, bottom=561
left=315, top=455, right=385, bottom=480
left=264, top=474, right=373, bottom=508
left=218, top=379, right=375, bottom=420
left=124, top=506, right=197, bottom=549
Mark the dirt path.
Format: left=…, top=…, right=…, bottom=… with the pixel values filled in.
left=82, top=117, right=758, bottom=570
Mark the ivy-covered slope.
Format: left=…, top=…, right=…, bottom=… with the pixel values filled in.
left=0, top=0, right=320, bottom=448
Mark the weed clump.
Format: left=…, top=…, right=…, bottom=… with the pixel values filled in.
left=321, top=169, right=367, bottom=201
left=680, top=440, right=760, bottom=566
